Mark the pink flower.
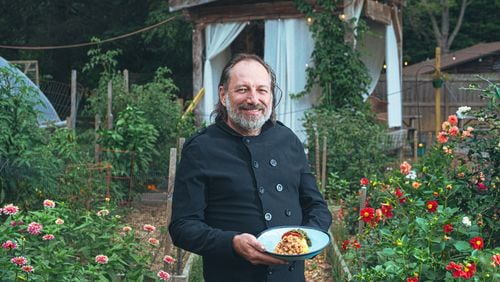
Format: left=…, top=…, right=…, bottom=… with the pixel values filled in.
left=97, top=209, right=109, bottom=216
left=11, top=256, right=27, bottom=266
left=157, top=270, right=170, bottom=281
left=3, top=240, right=18, bottom=250
left=476, top=182, right=487, bottom=191
left=43, top=199, right=55, bottom=208
left=55, top=218, right=64, bottom=225
left=448, top=126, right=459, bottom=137
left=448, top=114, right=458, bottom=126
left=95, top=255, right=109, bottom=264
left=492, top=254, right=500, bottom=267
left=163, top=255, right=176, bottom=264
left=3, top=204, right=19, bottom=215
left=143, top=224, right=156, bottom=232
left=21, top=265, right=34, bottom=273
left=437, top=131, right=449, bottom=144
left=123, top=226, right=132, bottom=232
left=148, top=238, right=160, bottom=246
left=27, top=222, right=43, bottom=235
left=43, top=234, right=55, bottom=241
left=441, top=121, right=451, bottom=131
left=400, top=161, right=411, bottom=175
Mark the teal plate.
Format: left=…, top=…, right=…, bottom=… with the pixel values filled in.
left=257, top=226, right=331, bottom=261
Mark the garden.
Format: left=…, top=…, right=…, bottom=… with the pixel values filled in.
left=1, top=1, right=499, bottom=280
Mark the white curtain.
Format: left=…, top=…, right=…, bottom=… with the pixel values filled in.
left=386, top=23, right=402, bottom=128
left=264, top=19, right=315, bottom=143
left=359, top=22, right=386, bottom=100
left=202, top=22, right=246, bottom=122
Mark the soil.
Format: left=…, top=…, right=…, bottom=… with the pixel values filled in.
left=125, top=198, right=334, bottom=281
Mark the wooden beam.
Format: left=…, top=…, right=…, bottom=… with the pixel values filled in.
left=365, top=0, right=392, bottom=25
left=186, top=1, right=306, bottom=24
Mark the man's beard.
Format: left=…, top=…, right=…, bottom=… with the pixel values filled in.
left=226, top=95, right=271, bottom=132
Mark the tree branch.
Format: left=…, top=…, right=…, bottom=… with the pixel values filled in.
left=448, top=0, right=469, bottom=49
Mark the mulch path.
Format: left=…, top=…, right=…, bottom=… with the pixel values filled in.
left=125, top=195, right=335, bottom=280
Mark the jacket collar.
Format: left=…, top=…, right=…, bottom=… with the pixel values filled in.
left=216, top=119, right=275, bottom=137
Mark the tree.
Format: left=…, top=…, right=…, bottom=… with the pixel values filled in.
left=403, top=0, right=500, bottom=64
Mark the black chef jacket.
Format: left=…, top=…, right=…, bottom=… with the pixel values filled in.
left=169, top=120, right=332, bottom=282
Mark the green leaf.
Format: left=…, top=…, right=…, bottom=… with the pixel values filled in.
left=453, top=241, right=472, bottom=252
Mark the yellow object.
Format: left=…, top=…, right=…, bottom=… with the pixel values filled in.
left=182, top=88, right=205, bottom=119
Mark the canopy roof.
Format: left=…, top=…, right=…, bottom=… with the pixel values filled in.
left=0, top=56, right=63, bottom=126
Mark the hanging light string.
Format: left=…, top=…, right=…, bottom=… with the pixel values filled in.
left=0, top=15, right=178, bottom=50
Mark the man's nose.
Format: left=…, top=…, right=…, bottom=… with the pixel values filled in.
left=245, top=89, right=259, bottom=103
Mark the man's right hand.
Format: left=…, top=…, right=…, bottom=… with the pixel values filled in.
left=232, top=233, right=288, bottom=266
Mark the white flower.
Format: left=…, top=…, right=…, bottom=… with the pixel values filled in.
left=456, top=106, right=471, bottom=119
left=405, top=170, right=417, bottom=180
left=462, top=216, right=472, bottom=227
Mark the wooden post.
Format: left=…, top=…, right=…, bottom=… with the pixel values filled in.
left=427, top=131, right=433, bottom=150
left=70, top=70, right=77, bottom=129
left=321, top=136, right=327, bottom=193
left=192, top=24, right=204, bottom=119
left=123, top=69, right=129, bottom=93
left=107, top=81, right=113, bottom=129
left=315, top=131, right=320, bottom=183
left=358, top=186, right=367, bottom=235
left=164, top=148, right=178, bottom=266
left=95, top=114, right=101, bottom=163
left=413, top=130, right=418, bottom=163
left=434, top=47, right=441, bottom=134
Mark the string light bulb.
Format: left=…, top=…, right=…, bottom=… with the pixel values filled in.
left=338, top=14, right=346, bottom=21
left=404, top=61, right=408, bottom=66
left=306, top=17, right=313, bottom=24
left=383, top=64, right=387, bottom=69
left=452, top=54, right=456, bottom=61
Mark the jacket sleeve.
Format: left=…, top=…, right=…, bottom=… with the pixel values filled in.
left=168, top=141, right=239, bottom=259
left=296, top=139, right=332, bottom=232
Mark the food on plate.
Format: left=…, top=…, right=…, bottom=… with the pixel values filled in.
left=273, top=229, right=311, bottom=255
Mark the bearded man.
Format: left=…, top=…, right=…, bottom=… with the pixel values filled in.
left=169, top=53, right=331, bottom=282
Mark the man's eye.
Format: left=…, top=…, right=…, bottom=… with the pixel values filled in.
left=236, top=88, right=247, bottom=93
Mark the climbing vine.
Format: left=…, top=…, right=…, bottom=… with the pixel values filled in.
left=294, top=0, right=371, bottom=110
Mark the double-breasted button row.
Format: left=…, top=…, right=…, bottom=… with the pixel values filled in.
left=264, top=213, right=272, bottom=221
left=269, top=159, right=278, bottom=166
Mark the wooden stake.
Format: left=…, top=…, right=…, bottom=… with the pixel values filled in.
left=95, top=114, right=101, bottom=163
left=70, top=70, right=77, bottom=129
left=165, top=148, right=178, bottom=266
left=123, top=69, right=129, bottom=93
left=358, top=186, right=367, bottom=235
left=315, top=131, right=320, bottom=184
left=107, top=81, right=113, bottom=129
left=434, top=47, right=441, bottom=134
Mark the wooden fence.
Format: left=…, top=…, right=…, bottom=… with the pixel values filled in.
left=373, top=73, right=499, bottom=143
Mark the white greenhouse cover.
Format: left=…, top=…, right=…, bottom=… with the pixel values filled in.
left=0, top=56, right=64, bottom=127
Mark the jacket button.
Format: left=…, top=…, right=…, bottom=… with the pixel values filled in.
left=276, top=183, right=283, bottom=192
left=259, top=186, right=265, bottom=194
left=264, top=213, right=272, bottom=221
left=253, top=161, right=259, bottom=168
left=269, top=159, right=278, bottom=167
left=244, top=138, right=250, bottom=144
left=285, top=209, right=292, bottom=217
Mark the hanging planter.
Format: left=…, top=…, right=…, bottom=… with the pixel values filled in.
left=432, top=71, right=449, bottom=89
left=432, top=78, right=444, bottom=88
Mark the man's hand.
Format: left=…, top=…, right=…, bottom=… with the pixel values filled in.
left=232, top=233, right=288, bottom=265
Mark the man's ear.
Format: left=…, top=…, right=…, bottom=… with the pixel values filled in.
left=219, top=86, right=226, bottom=106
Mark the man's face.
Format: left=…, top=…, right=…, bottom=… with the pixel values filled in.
left=219, top=59, right=272, bottom=135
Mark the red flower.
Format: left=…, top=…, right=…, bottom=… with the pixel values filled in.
left=492, top=254, right=500, bottom=267
left=360, top=207, right=375, bottom=223
left=426, top=200, right=438, bottom=212
left=341, top=240, right=349, bottom=251
left=400, top=161, right=411, bottom=175
left=443, top=223, right=453, bottom=234
left=469, top=236, right=484, bottom=250
left=462, top=262, right=476, bottom=279
left=360, top=177, right=369, bottom=186
left=446, top=262, right=464, bottom=278
left=395, top=187, right=403, bottom=198
left=381, top=203, right=393, bottom=218
left=407, top=277, right=418, bottom=282
left=352, top=240, right=361, bottom=249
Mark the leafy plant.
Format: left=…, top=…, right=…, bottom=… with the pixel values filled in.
left=1, top=199, right=173, bottom=281
left=343, top=82, right=499, bottom=281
